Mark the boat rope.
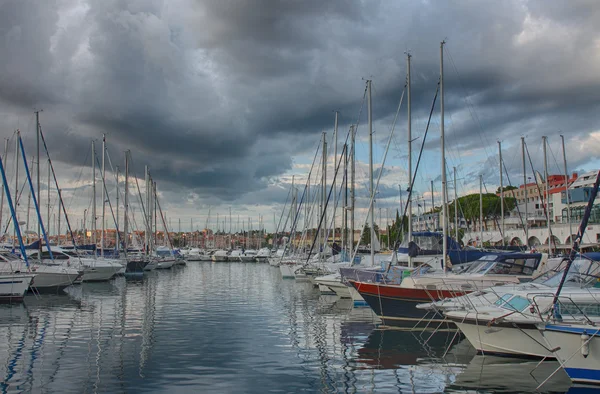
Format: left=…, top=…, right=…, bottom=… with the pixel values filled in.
left=39, top=125, right=81, bottom=256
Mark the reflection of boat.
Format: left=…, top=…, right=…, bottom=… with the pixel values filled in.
left=356, top=329, right=458, bottom=369
left=450, top=355, right=571, bottom=393
left=22, top=294, right=82, bottom=309
left=350, top=253, right=543, bottom=328
left=0, top=273, right=35, bottom=302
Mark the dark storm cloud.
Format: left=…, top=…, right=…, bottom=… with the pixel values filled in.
left=0, top=0, right=598, bottom=209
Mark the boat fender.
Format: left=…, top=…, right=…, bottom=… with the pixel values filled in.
left=581, top=331, right=590, bottom=358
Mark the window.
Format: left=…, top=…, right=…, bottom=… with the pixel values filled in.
left=503, top=295, right=531, bottom=312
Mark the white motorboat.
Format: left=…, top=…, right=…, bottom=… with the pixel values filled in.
left=239, top=250, right=257, bottom=262
left=0, top=251, right=81, bottom=292
left=29, top=248, right=122, bottom=282
left=229, top=250, right=243, bottom=262
left=155, top=258, right=175, bottom=269
left=211, top=250, right=229, bottom=262
left=540, top=321, right=600, bottom=385
left=255, top=248, right=271, bottom=263
left=0, top=273, right=35, bottom=301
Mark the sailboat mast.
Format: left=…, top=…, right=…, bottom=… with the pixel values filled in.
left=124, top=153, right=129, bottom=253
left=350, top=125, right=356, bottom=253
left=57, top=189, right=61, bottom=245
left=454, top=167, right=458, bottom=242
left=92, top=141, right=96, bottom=246
left=480, top=175, right=483, bottom=246
left=407, top=53, right=413, bottom=265
left=543, top=136, right=551, bottom=254
left=343, top=143, right=348, bottom=255
left=0, top=138, right=7, bottom=234
left=321, top=131, right=327, bottom=253
left=101, top=134, right=106, bottom=257
left=561, top=135, right=573, bottom=240
left=116, top=165, right=120, bottom=253
left=47, top=158, right=50, bottom=239
left=13, top=131, right=19, bottom=247
left=144, top=165, right=149, bottom=257
left=333, top=111, right=338, bottom=245
left=35, top=111, right=41, bottom=248
left=440, top=41, right=448, bottom=266
left=367, top=79, right=374, bottom=265
left=499, top=140, right=504, bottom=246
left=522, top=137, right=528, bottom=244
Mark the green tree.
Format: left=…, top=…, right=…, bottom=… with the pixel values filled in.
left=448, top=193, right=516, bottom=230
left=360, top=223, right=380, bottom=246
left=496, top=185, right=517, bottom=194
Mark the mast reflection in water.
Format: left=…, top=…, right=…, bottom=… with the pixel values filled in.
left=0, top=263, right=574, bottom=393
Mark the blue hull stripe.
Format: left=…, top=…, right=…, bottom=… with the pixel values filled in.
left=565, top=368, right=600, bottom=384
left=545, top=325, right=600, bottom=337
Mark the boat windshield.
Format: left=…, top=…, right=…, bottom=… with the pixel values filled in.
left=535, top=259, right=600, bottom=288
left=465, top=255, right=538, bottom=276
left=494, top=294, right=531, bottom=312
left=399, top=235, right=443, bottom=252
left=0, top=252, right=22, bottom=262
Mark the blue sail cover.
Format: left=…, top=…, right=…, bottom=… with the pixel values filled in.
left=398, top=231, right=513, bottom=265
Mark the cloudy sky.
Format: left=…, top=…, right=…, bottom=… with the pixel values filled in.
left=1, top=0, right=599, bottom=234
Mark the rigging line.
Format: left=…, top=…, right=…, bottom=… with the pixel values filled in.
left=64, top=142, right=92, bottom=214
left=525, top=141, right=558, bottom=248
left=389, top=80, right=440, bottom=250
left=305, top=143, right=348, bottom=264
left=128, top=151, right=151, bottom=230
left=444, top=45, right=496, bottom=164
left=38, top=125, right=81, bottom=251
left=349, top=84, right=406, bottom=261
left=502, top=160, right=527, bottom=240
left=94, top=155, right=120, bottom=247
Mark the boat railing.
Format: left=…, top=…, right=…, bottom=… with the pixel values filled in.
left=530, top=293, right=597, bottom=326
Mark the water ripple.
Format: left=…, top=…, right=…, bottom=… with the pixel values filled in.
left=0, top=263, right=573, bottom=393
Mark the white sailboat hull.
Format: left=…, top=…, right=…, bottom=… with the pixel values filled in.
left=156, top=259, right=175, bottom=269
left=279, top=263, right=297, bottom=279
left=542, top=324, right=600, bottom=384
left=453, top=321, right=553, bottom=358
left=0, top=273, right=35, bottom=301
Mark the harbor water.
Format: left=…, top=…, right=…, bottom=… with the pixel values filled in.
left=0, top=262, right=578, bottom=393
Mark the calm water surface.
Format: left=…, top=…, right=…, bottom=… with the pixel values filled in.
left=0, top=263, right=579, bottom=393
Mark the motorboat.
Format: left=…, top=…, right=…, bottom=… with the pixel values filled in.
left=0, top=251, right=81, bottom=292
left=29, top=247, right=122, bottom=282
left=211, top=250, right=229, bottom=262
left=239, top=250, right=257, bottom=262
left=0, top=273, right=35, bottom=302
left=255, top=248, right=271, bottom=263
left=349, top=252, right=544, bottom=328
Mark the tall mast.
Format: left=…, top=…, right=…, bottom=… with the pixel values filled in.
left=333, top=111, right=338, bottom=245
left=0, top=138, right=8, bottom=234
left=343, top=142, right=348, bottom=255
left=92, top=141, right=96, bottom=246
left=543, top=136, right=551, bottom=254
left=57, top=189, right=61, bottom=245
left=407, top=53, right=413, bottom=265
left=561, top=135, right=573, bottom=240
left=321, top=131, right=327, bottom=253
left=454, top=167, right=458, bottom=242
left=26, top=156, right=33, bottom=234
left=47, top=158, right=50, bottom=239
left=35, top=111, right=41, bottom=249
left=13, top=130, right=19, bottom=247
left=115, top=165, right=119, bottom=253
left=101, top=134, right=106, bottom=257
left=498, top=140, right=504, bottom=246
left=367, top=79, right=374, bottom=265
left=440, top=41, right=448, bottom=265
left=144, top=165, right=149, bottom=257
left=430, top=180, right=435, bottom=229
left=350, top=125, right=356, bottom=254
left=522, top=137, right=528, bottom=244
left=480, top=175, right=483, bottom=246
